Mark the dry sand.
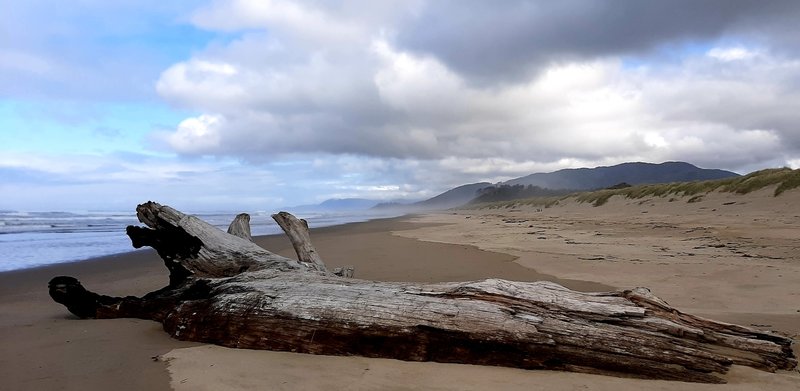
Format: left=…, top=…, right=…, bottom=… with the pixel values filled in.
left=2, top=189, right=799, bottom=390
left=398, top=187, right=800, bottom=331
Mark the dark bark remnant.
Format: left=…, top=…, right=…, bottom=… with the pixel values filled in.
left=48, top=201, right=796, bottom=383
left=332, top=266, right=355, bottom=278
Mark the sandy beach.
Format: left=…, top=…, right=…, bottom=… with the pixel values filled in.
left=2, top=189, right=799, bottom=390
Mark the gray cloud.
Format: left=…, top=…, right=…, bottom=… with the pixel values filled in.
left=396, top=0, right=800, bottom=83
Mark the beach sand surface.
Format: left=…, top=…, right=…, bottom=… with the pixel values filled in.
left=2, top=189, right=799, bottom=389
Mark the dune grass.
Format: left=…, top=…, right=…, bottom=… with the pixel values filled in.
left=575, top=167, right=800, bottom=206
left=467, top=167, right=800, bottom=209
left=463, top=196, right=566, bottom=210
left=731, top=168, right=800, bottom=196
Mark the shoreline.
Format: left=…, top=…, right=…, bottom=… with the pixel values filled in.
left=0, top=213, right=411, bottom=276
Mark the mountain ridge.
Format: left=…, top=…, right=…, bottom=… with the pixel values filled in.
left=504, top=161, right=738, bottom=190
left=289, top=162, right=741, bottom=212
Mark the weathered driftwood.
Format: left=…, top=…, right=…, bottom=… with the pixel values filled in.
left=227, top=213, right=253, bottom=242
left=271, top=211, right=354, bottom=277
left=272, top=211, right=327, bottom=273
left=49, top=202, right=796, bottom=383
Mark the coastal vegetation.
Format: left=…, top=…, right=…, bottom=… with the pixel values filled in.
left=468, top=167, right=800, bottom=209
left=470, top=184, right=574, bottom=204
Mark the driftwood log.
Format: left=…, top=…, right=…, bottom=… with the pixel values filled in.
left=48, top=202, right=796, bottom=383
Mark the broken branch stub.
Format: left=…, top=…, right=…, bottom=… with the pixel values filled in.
left=227, top=213, right=253, bottom=242
left=271, top=211, right=328, bottom=273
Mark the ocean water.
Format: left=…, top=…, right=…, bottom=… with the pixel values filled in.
left=0, top=210, right=400, bottom=272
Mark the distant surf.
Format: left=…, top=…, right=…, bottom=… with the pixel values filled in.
left=0, top=210, right=402, bottom=272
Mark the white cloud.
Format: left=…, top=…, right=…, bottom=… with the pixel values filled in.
left=190, top=0, right=364, bottom=44
left=165, top=114, right=224, bottom=154
left=641, top=132, right=669, bottom=149
left=156, top=60, right=244, bottom=109
left=707, top=46, right=758, bottom=61
left=372, top=39, right=466, bottom=118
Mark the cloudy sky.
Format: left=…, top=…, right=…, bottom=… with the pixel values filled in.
left=2, top=0, right=800, bottom=211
